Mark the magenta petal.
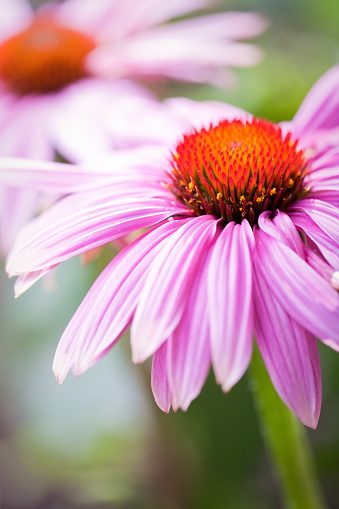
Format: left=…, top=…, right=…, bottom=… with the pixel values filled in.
left=254, top=226, right=339, bottom=347
left=306, top=147, right=339, bottom=194
left=151, top=341, right=171, bottom=413
left=292, top=65, right=339, bottom=137
left=131, top=215, right=219, bottom=363
left=288, top=198, right=339, bottom=246
left=166, top=244, right=214, bottom=412
left=52, top=220, right=187, bottom=383
left=208, top=220, right=254, bottom=391
left=253, top=267, right=321, bottom=429
left=258, top=210, right=305, bottom=257
left=290, top=212, right=339, bottom=270
left=7, top=184, right=190, bottom=278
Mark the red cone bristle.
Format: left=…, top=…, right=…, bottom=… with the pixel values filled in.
left=168, top=118, right=309, bottom=226
left=0, top=17, right=96, bottom=95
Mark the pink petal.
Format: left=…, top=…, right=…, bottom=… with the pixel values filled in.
left=0, top=157, right=115, bottom=193
left=14, top=266, right=57, bottom=297
left=258, top=211, right=305, bottom=257
left=7, top=183, right=190, bottom=277
left=131, top=215, right=219, bottom=363
left=152, top=11, right=268, bottom=41
left=49, top=78, right=155, bottom=162
left=0, top=94, right=53, bottom=159
left=288, top=198, right=339, bottom=245
left=253, top=266, right=321, bottom=429
left=161, top=65, right=237, bottom=88
left=305, top=147, right=339, bottom=193
left=292, top=65, right=339, bottom=138
left=56, top=0, right=213, bottom=40
left=89, top=35, right=262, bottom=83
left=166, top=243, right=215, bottom=411
left=53, top=0, right=121, bottom=37
left=208, top=220, right=254, bottom=391
left=53, top=220, right=187, bottom=383
left=164, top=97, right=251, bottom=131
left=254, top=226, right=339, bottom=348
left=151, top=341, right=171, bottom=413
left=289, top=212, right=339, bottom=270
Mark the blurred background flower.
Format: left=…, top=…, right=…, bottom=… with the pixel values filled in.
left=1, top=0, right=339, bottom=508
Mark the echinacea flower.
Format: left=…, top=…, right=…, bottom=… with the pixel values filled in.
left=0, top=0, right=266, bottom=254
left=4, top=66, right=339, bottom=429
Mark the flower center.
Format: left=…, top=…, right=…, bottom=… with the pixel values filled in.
left=0, top=17, right=96, bottom=95
left=168, top=118, right=309, bottom=226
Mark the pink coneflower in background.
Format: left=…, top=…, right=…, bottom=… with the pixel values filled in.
left=0, top=0, right=267, bottom=253
left=5, top=63, right=339, bottom=429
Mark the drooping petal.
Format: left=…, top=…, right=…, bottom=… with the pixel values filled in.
left=131, top=215, right=219, bottom=363
left=254, top=226, right=339, bottom=348
left=7, top=183, right=190, bottom=278
left=253, top=266, right=321, bottom=429
left=166, top=243, right=216, bottom=412
left=53, top=220, right=187, bottom=383
left=208, top=220, right=255, bottom=392
left=151, top=341, right=171, bottom=413
left=292, top=65, right=339, bottom=137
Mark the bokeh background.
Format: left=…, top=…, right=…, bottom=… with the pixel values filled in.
left=1, top=0, right=339, bottom=508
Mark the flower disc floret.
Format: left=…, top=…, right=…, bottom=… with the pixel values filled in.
left=0, top=17, right=96, bottom=95
left=169, top=118, right=309, bottom=226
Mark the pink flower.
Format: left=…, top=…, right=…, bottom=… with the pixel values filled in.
left=0, top=0, right=266, bottom=253
left=5, top=66, right=339, bottom=429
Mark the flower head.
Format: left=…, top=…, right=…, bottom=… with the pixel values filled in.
left=4, top=66, right=339, bottom=429
left=0, top=15, right=96, bottom=95
left=168, top=118, right=308, bottom=224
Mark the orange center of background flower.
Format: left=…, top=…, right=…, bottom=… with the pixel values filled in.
left=0, top=17, right=96, bottom=95
left=169, top=118, right=309, bottom=226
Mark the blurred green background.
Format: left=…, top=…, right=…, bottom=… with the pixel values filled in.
left=1, top=0, right=339, bottom=508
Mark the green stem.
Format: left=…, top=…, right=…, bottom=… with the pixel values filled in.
left=249, top=343, right=327, bottom=509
